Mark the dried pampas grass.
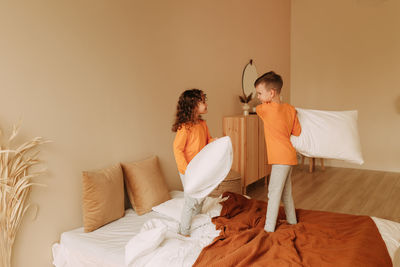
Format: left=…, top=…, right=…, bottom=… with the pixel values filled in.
left=0, top=122, right=49, bottom=267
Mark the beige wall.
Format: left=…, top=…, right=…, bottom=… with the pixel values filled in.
left=0, top=1, right=290, bottom=266
left=291, top=0, right=400, bottom=172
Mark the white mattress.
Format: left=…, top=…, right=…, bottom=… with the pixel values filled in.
left=53, top=209, right=163, bottom=267
left=52, top=191, right=221, bottom=267
left=53, top=193, right=400, bottom=267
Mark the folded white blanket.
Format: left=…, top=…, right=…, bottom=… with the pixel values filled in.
left=125, top=198, right=223, bottom=266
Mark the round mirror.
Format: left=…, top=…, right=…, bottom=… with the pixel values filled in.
left=242, top=59, right=258, bottom=100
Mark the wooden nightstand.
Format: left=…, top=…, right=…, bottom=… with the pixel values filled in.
left=223, top=115, right=271, bottom=194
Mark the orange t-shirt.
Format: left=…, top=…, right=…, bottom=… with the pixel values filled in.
left=256, top=102, right=301, bottom=165
left=173, top=120, right=213, bottom=174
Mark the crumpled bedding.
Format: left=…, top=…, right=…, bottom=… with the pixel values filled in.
left=52, top=192, right=400, bottom=267
left=194, top=192, right=392, bottom=267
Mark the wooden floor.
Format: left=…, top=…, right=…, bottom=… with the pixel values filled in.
left=247, top=165, right=400, bottom=223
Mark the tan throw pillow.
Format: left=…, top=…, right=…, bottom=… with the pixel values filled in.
left=121, top=156, right=171, bottom=215
left=82, top=163, right=125, bottom=232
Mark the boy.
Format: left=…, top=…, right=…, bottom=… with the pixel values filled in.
left=255, top=71, right=301, bottom=232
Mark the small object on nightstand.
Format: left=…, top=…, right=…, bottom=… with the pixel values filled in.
left=249, top=106, right=257, bottom=115
left=242, top=103, right=250, bottom=116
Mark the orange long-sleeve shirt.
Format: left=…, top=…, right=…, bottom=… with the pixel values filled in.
left=256, top=102, right=301, bottom=165
left=173, top=120, right=213, bottom=174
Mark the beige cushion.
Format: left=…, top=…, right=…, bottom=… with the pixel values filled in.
left=121, top=156, right=171, bottom=215
left=82, top=163, right=125, bottom=232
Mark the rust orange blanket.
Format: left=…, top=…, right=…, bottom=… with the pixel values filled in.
left=194, top=192, right=392, bottom=267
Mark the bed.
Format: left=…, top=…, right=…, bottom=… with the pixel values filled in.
left=52, top=190, right=400, bottom=267
left=52, top=191, right=221, bottom=267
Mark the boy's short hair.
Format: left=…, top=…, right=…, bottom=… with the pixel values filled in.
left=254, top=71, right=283, bottom=94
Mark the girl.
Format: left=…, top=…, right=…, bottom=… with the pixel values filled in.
left=172, top=89, right=214, bottom=236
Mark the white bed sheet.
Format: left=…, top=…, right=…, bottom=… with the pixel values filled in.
left=372, top=217, right=400, bottom=265
left=53, top=193, right=400, bottom=267
left=52, top=191, right=220, bottom=267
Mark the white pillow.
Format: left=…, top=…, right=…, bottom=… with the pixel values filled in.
left=290, top=108, right=364, bottom=165
left=152, top=197, right=185, bottom=222
left=183, top=136, right=233, bottom=199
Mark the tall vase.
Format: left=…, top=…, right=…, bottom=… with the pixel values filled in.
left=242, top=103, right=250, bottom=116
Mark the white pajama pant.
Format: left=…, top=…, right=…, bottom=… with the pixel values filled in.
left=179, top=173, right=204, bottom=235
left=264, top=164, right=297, bottom=232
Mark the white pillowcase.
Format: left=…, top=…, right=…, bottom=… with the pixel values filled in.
left=290, top=108, right=364, bottom=165
left=183, top=136, right=233, bottom=199
left=152, top=197, right=185, bottom=222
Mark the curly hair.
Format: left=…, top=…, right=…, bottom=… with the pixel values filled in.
left=172, top=89, right=206, bottom=132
